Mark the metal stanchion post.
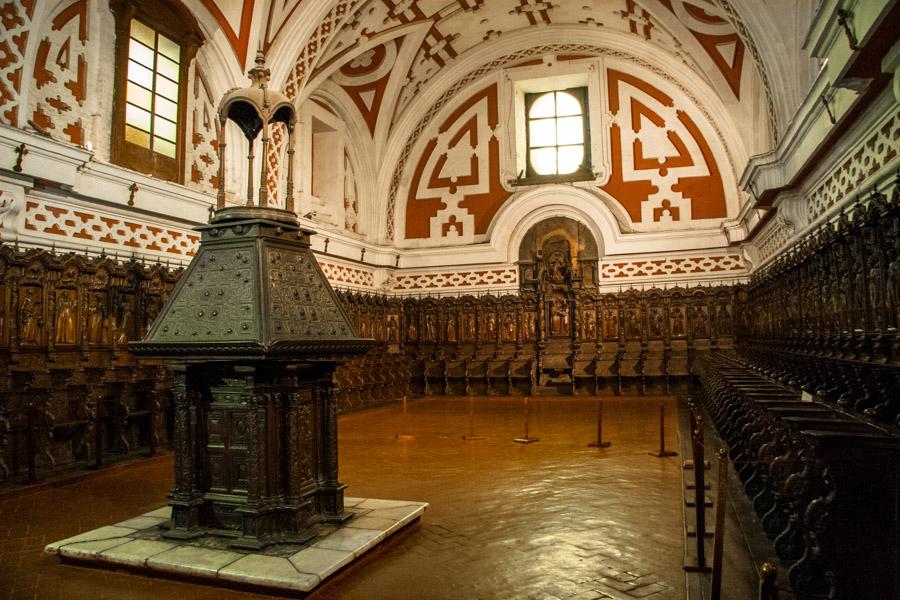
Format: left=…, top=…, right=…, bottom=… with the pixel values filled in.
left=711, top=448, right=729, bottom=599
left=462, top=396, right=483, bottom=441
left=685, top=414, right=710, bottom=572
left=758, top=563, right=778, bottom=600
left=588, top=400, right=611, bottom=448
left=649, top=403, right=677, bottom=457
left=514, top=397, right=538, bottom=443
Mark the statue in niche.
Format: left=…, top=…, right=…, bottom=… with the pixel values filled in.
left=406, top=317, right=418, bottom=341
left=671, top=306, right=686, bottom=337
left=54, top=290, right=77, bottom=344
left=692, top=304, right=709, bottom=338
left=446, top=316, right=457, bottom=343
left=649, top=306, right=664, bottom=338
left=460, top=312, right=475, bottom=342
left=851, top=255, right=867, bottom=329
left=19, top=288, right=42, bottom=344
left=837, top=269, right=851, bottom=331
left=885, top=247, right=900, bottom=330
left=425, top=314, right=437, bottom=341
left=483, top=311, right=496, bottom=340
left=386, top=314, right=399, bottom=342
left=868, top=253, right=886, bottom=331
left=550, top=298, right=569, bottom=336
left=717, top=303, right=732, bottom=336
left=602, top=307, right=619, bottom=339
left=115, top=295, right=135, bottom=344
left=523, top=311, right=536, bottom=340
left=625, top=307, right=641, bottom=339
left=581, top=310, right=596, bottom=340
left=548, top=250, right=571, bottom=283
left=824, top=272, right=838, bottom=331
left=87, top=293, right=108, bottom=343
left=502, top=312, right=516, bottom=341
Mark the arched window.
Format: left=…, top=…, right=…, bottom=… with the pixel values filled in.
left=109, top=0, right=203, bottom=183
left=524, top=87, right=590, bottom=179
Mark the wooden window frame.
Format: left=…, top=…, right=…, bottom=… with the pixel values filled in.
left=109, top=0, right=203, bottom=184
left=522, top=87, right=592, bottom=184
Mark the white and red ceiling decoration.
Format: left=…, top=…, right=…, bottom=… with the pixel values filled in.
left=404, top=82, right=510, bottom=241
left=601, top=68, right=727, bottom=224
left=398, top=59, right=734, bottom=246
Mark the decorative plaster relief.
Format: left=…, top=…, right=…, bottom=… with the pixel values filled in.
left=23, top=198, right=199, bottom=258
left=318, top=260, right=373, bottom=287
left=187, top=62, right=219, bottom=193
left=198, top=0, right=255, bottom=67
left=601, top=68, right=727, bottom=224
left=29, top=0, right=90, bottom=145
left=657, top=0, right=744, bottom=98
left=0, top=0, right=35, bottom=126
left=601, top=253, right=745, bottom=278
left=405, top=82, right=509, bottom=241
left=807, top=105, right=900, bottom=222
left=392, top=268, right=518, bottom=290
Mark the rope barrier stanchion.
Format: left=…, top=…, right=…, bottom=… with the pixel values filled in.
left=588, top=399, right=611, bottom=448
left=395, top=396, right=414, bottom=441
left=758, top=563, right=778, bottom=600
left=513, top=396, right=538, bottom=443
left=710, top=448, right=729, bottom=599
left=462, top=396, right=483, bottom=441
left=685, top=413, right=711, bottom=573
left=649, top=402, right=677, bottom=457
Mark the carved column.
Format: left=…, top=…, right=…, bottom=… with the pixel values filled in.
left=167, top=366, right=204, bottom=538
left=317, top=377, right=349, bottom=522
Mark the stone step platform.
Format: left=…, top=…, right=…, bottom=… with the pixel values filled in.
left=45, top=497, right=428, bottom=594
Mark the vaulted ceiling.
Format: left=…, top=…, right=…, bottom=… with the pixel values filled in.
left=191, top=0, right=813, bottom=145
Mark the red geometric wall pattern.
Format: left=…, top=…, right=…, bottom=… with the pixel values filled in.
left=188, top=63, right=219, bottom=192
left=601, top=69, right=726, bottom=223
left=405, top=83, right=510, bottom=240
left=198, top=0, right=255, bottom=67
left=0, top=0, right=36, bottom=126
left=657, top=0, right=745, bottom=98
left=29, top=0, right=90, bottom=145
left=334, top=40, right=401, bottom=137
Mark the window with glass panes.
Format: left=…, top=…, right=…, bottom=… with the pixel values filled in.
left=125, top=19, right=181, bottom=159
left=524, top=88, right=590, bottom=178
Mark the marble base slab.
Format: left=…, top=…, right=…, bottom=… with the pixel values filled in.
left=45, top=497, right=428, bottom=593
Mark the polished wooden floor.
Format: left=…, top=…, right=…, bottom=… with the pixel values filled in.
left=1, top=397, right=709, bottom=599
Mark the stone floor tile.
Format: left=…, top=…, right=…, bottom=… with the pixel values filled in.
left=97, top=539, right=178, bottom=567
left=142, top=506, right=172, bottom=519
left=114, top=516, right=167, bottom=531
left=44, top=525, right=136, bottom=553
left=365, top=503, right=427, bottom=522
left=345, top=515, right=399, bottom=531
left=313, top=527, right=383, bottom=554
left=629, top=582, right=669, bottom=597
left=596, top=576, right=638, bottom=592
left=288, top=546, right=354, bottom=577
left=218, top=554, right=318, bottom=591
left=55, top=538, right=132, bottom=560
left=146, top=545, right=243, bottom=577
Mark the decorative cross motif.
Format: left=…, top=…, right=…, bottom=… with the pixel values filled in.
left=617, top=0, right=654, bottom=40
left=510, top=0, right=554, bottom=26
